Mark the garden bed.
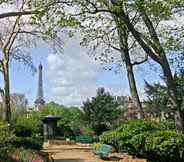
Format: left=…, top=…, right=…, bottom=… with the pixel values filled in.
left=1, top=150, right=51, bottom=162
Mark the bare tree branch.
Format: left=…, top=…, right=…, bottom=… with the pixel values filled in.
left=132, top=54, right=148, bottom=66
left=3, top=16, right=20, bottom=61
left=0, top=10, right=38, bottom=19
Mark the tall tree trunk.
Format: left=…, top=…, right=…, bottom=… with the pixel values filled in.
left=114, top=17, right=144, bottom=119
left=2, top=61, right=11, bottom=124
left=114, top=16, right=144, bottom=119
left=122, top=51, right=144, bottom=119
left=161, top=55, right=184, bottom=131
left=118, top=9, right=184, bottom=131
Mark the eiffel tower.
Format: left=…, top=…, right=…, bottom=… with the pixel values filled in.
left=34, top=63, right=45, bottom=111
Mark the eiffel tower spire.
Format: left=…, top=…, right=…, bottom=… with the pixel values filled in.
left=34, top=63, right=45, bottom=110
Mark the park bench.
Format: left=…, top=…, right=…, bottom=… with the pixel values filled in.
left=76, top=135, right=93, bottom=143
left=93, top=144, right=113, bottom=159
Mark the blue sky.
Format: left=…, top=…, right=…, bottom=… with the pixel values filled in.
left=3, top=37, right=162, bottom=107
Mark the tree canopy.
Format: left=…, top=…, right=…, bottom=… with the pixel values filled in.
left=82, top=87, right=121, bottom=135
left=144, top=70, right=184, bottom=114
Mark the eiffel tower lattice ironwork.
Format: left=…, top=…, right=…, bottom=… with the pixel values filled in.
left=34, top=63, right=45, bottom=110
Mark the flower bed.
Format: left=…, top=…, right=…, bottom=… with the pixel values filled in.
left=7, top=149, right=49, bottom=162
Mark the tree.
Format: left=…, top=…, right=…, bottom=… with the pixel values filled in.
left=144, top=70, right=184, bottom=117
left=42, top=102, right=83, bottom=137
left=42, top=102, right=72, bottom=127
left=0, top=0, right=78, bottom=123
left=74, top=0, right=146, bottom=119
left=10, top=93, right=28, bottom=121
left=76, top=0, right=184, bottom=131
left=144, top=81, right=170, bottom=114
left=81, top=87, right=121, bottom=135
left=68, top=107, right=83, bottom=135
left=114, top=17, right=146, bottom=119
left=109, top=0, right=184, bottom=131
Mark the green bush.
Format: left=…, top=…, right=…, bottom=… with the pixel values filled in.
left=99, top=130, right=121, bottom=151
left=99, top=120, right=183, bottom=162
left=130, top=131, right=184, bottom=162
left=14, top=114, right=42, bottom=136
left=12, top=136, right=43, bottom=150
left=82, top=127, right=95, bottom=136
left=14, top=125, right=33, bottom=137
left=0, top=122, right=15, bottom=159
left=100, top=120, right=174, bottom=151
left=11, top=114, right=44, bottom=150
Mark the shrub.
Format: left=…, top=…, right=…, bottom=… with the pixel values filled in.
left=100, top=120, right=183, bottom=162
left=0, top=122, right=15, bottom=159
left=130, top=131, right=184, bottom=162
left=14, top=125, right=33, bottom=137
left=93, top=142, right=102, bottom=150
left=11, top=114, right=44, bottom=150
left=11, top=148, right=45, bottom=162
left=99, top=130, right=121, bottom=151
left=82, top=127, right=95, bottom=136
left=14, top=114, right=42, bottom=136
left=100, top=120, right=174, bottom=151
left=12, top=136, right=43, bottom=150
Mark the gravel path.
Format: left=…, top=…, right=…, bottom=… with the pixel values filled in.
left=43, top=144, right=120, bottom=162
left=43, top=142, right=146, bottom=162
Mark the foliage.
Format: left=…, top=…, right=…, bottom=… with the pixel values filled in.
left=42, top=102, right=71, bottom=127
left=12, top=102, right=83, bottom=139
left=0, top=122, right=15, bottom=159
left=99, top=119, right=184, bottom=161
left=0, top=0, right=79, bottom=123
left=14, top=125, right=33, bottom=137
left=73, top=0, right=184, bottom=130
left=11, top=93, right=28, bottom=121
left=0, top=121, right=43, bottom=159
left=42, top=102, right=83, bottom=137
left=82, top=88, right=121, bottom=135
left=130, top=131, right=184, bottom=162
left=12, top=113, right=43, bottom=150
left=14, top=112, right=42, bottom=136
left=144, top=70, right=184, bottom=114
left=144, top=80, right=169, bottom=113
left=93, top=142, right=102, bottom=150
left=81, top=127, right=95, bottom=136
left=15, top=148, right=36, bottom=162
left=68, top=107, right=83, bottom=135
left=99, top=120, right=175, bottom=152
left=0, top=103, right=4, bottom=120
left=12, top=136, right=43, bottom=150
left=11, top=108, right=27, bottom=123
left=11, top=148, right=45, bottom=162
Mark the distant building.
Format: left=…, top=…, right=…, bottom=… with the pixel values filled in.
left=10, top=93, right=28, bottom=109
left=116, top=96, right=139, bottom=120
left=116, top=95, right=175, bottom=121
left=34, top=63, right=45, bottom=111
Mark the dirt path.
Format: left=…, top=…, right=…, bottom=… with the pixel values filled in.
left=43, top=144, right=120, bottom=162
left=43, top=142, right=147, bottom=162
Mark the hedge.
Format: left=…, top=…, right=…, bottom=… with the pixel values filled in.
left=99, top=120, right=184, bottom=162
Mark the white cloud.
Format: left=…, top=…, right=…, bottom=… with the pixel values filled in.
left=47, top=36, right=127, bottom=106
